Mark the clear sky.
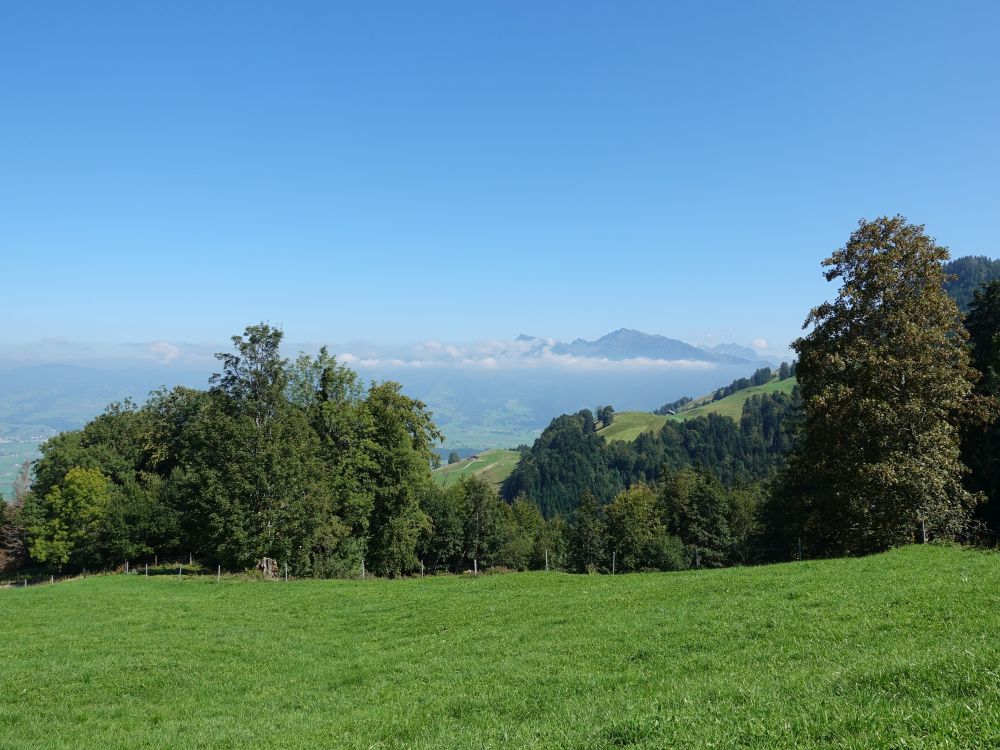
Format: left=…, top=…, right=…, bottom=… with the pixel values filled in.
left=2, top=1, right=997, bottom=354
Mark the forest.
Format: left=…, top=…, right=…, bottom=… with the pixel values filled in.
left=3, top=216, right=1000, bottom=577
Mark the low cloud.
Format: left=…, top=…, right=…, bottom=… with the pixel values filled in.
left=0, top=334, right=767, bottom=374
left=146, top=341, right=181, bottom=364
left=336, top=338, right=718, bottom=372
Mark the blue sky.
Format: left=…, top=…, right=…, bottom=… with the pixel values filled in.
left=2, top=1, right=997, bottom=357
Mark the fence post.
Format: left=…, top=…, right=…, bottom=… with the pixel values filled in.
left=545, top=549, right=549, bottom=572
left=612, top=551, right=616, bottom=575
left=178, top=563, right=182, bottom=580
left=217, top=565, right=221, bottom=583
left=361, top=558, right=365, bottom=580
left=797, top=538, right=803, bottom=561
left=50, top=575, right=54, bottom=584
left=694, top=547, right=700, bottom=569
left=420, top=560, right=424, bottom=578
left=474, top=558, right=478, bottom=577
left=921, top=519, right=927, bottom=544
left=284, top=563, right=288, bottom=583
left=145, top=563, right=148, bottom=577
left=125, top=560, right=129, bottom=575
left=189, top=553, right=192, bottom=565
left=155, top=554, right=158, bottom=566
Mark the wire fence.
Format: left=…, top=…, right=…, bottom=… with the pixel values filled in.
left=5, top=523, right=999, bottom=588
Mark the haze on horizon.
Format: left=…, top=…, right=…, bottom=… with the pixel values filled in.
left=2, top=1, right=997, bottom=355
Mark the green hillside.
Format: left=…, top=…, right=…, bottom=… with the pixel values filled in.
left=3, top=546, right=999, bottom=749
left=596, top=412, right=671, bottom=442
left=596, top=377, right=798, bottom=444
left=675, top=375, right=797, bottom=421
left=433, top=448, right=521, bottom=488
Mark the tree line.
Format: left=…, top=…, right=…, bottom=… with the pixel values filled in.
left=3, top=216, right=1000, bottom=576
left=2, top=328, right=444, bottom=577
left=502, top=391, right=797, bottom=518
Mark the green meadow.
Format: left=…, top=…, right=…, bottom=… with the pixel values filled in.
left=433, top=448, right=522, bottom=488
left=3, top=545, right=999, bottom=749
left=675, top=376, right=797, bottom=422
left=596, top=412, right=671, bottom=442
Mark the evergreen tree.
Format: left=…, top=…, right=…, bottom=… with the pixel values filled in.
left=961, top=281, right=1000, bottom=531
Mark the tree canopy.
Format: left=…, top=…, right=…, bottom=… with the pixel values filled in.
left=777, top=216, right=980, bottom=555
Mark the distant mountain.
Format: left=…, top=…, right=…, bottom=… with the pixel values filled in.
left=701, top=343, right=763, bottom=363
left=545, top=328, right=755, bottom=364
left=944, top=255, right=1000, bottom=312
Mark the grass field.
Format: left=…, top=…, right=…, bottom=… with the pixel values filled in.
left=433, top=448, right=521, bottom=488
left=596, top=412, right=671, bottom=442
left=675, top=376, right=798, bottom=421
left=3, top=545, right=999, bottom=749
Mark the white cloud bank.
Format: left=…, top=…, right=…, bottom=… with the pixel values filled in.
left=337, top=338, right=717, bottom=372
left=0, top=334, right=779, bottom=373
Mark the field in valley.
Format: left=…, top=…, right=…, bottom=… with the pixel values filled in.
left=3, top=545, right=999, bottom=749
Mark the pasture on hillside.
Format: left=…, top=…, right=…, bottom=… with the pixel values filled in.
left=433, top=449, right=521, bottom=488
left=596, top=412, right=671, bottom=442
left=2, top=545, right=999, bottom=749
left=676, top=376, right=798, bottom=421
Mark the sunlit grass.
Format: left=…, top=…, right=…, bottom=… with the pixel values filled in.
left=2, top=545, right=999, bottom=749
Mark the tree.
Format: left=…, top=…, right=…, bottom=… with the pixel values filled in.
left=448, top=451, right=461, bottom=465
left=597, top=405, right=615, bottom=427
left=782, top=216, right=979, bottom=554
left=605, top=483, right=669, bottom=571
left=461, top=476, right=504, bottom=567
left=186, top=324, right=329, bottom=572
left=27, top=467, right=112, bottom=568
left=659, top=468, right=732, bottom=567
left=0, top=501, right=27, bottom=573
left=568, top=491, right=605, bottom=572
left=504, top=496, right=546, bottom=569
left=418, top=484, right=466, bottom=569
left=364, top=381, right=441, bottom=576
left=961, top=281, right=1000, bottom=531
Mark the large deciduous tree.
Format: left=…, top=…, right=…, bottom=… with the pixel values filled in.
left=27, top=467, right=113, bottom=568
left=783, top=216, right=979, bottom=554
left=190, top=324, right=328, bottom=572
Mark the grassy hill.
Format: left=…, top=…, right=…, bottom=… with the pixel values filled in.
left=674, top=375, right=797, bottom=421
left=596, top=412, right=670, bottom=442
left=433, top=448, right=521, bottom=488
left=3, top=545, right=999, bottom=748
left=596, top=377, right=798, bottom=444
